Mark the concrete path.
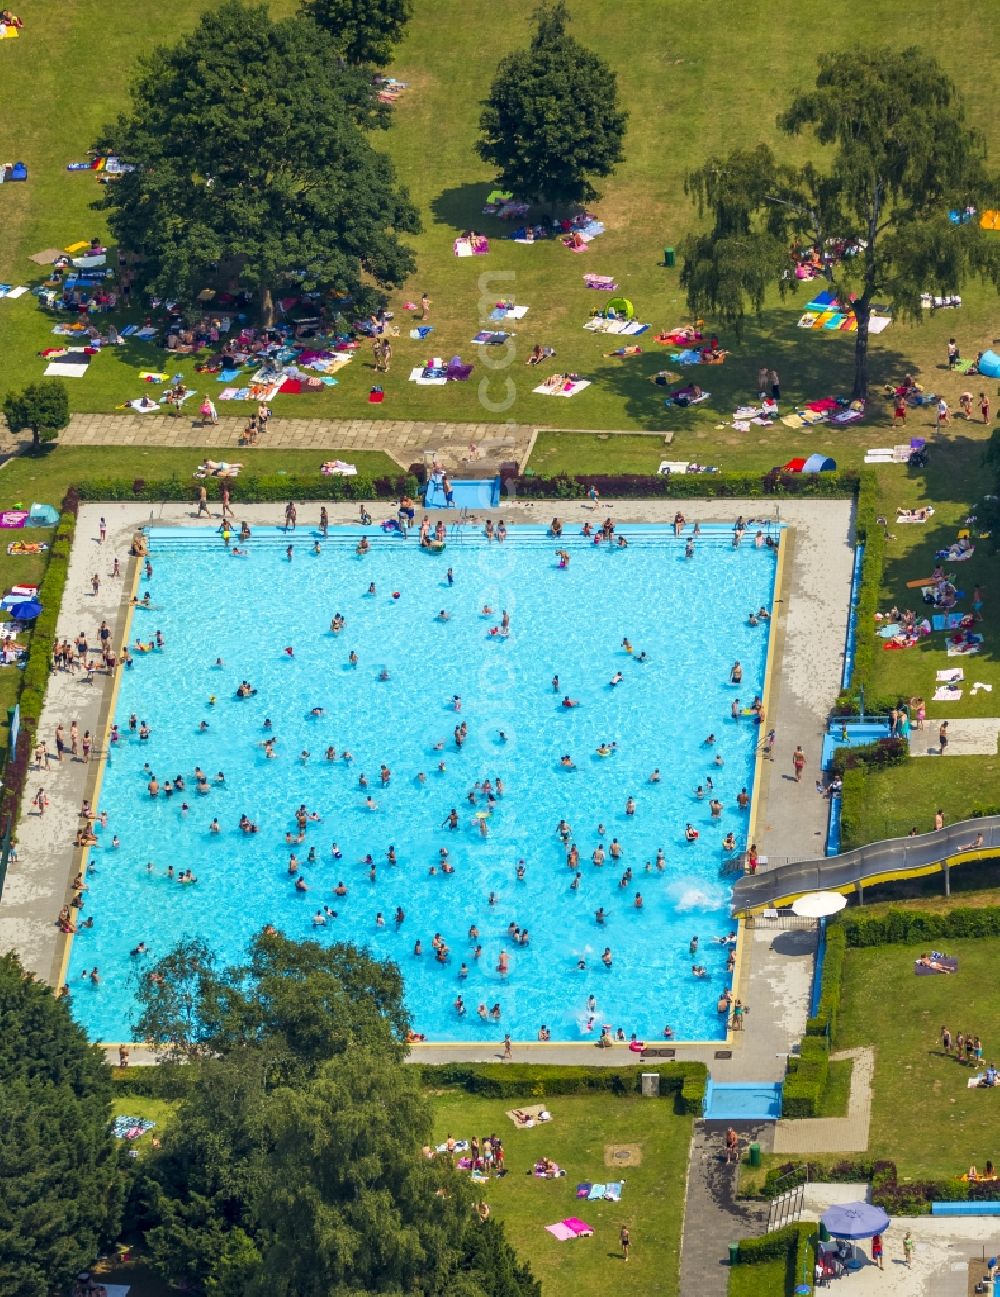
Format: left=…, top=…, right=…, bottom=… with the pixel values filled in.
left=772, top=1046, right=874, bottom=1154
left=0, top=507, right=134, bottom=989
left=909, top=718, right=1000, bottom=757
left=679, top=1122, right=771, bottom=1297
left=54, top=412, right=545, bottom=474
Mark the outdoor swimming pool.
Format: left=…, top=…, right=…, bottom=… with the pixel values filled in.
left=67, top=521, right=779, bottom=1043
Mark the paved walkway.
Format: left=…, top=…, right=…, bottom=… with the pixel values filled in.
left=679, top=1122, right=770, bottom=1297
left=772, top=1046, right=874, bottom=1154
left=909, top=717, right=1000, bottom=757
left=49, top=413, right=673, bottom=474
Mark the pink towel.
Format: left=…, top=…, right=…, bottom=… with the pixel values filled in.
left=564, top=1217, right=593, bottom=1236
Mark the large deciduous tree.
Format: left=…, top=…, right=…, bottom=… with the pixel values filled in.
left=97, top=1, right=419, bottom=325
left=682, top=47, right=1000, bottom=397
left=136, top=935, right=538, bottom=1297
left=134, top=929, right=408, bottom=1078
left=301, top=0, right=413, bottom=67
left=0, top=953, right=123, bottom=1297
left=3, top=379, right=70, bottom=449
left=477, top=1, right=627, bottom=209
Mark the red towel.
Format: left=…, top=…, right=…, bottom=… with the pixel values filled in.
left=279, top=378, right=301, bottom=394
left=368, top=390, right=384, bottom=404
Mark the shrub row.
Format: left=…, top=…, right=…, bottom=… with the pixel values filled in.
left=417, top=1060, right=708, bottom=1114
left=782, top=1036, right=830, bottom=1118
left=734, top=1220, right=817, bottom=1290
left=75, top=472, right=420, bottom=505
left=514, top=470, right=859, bottom=501
left=759, top=1158, right=996, bottom=1215
left=841, top=905, right=1000, bottom=947
left=836, top=469, right=883, bottom=710
left=836, top=766, right=867, bottom=851
left=806, top=924, right=847, bottom=1039
left=828, top=736, right=909, bottom=776
left=112, top=1064, right=199, bottom=1100
left=0, top=495, right=78, bottom=839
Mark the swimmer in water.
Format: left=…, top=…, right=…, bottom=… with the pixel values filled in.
left=609, top=672, right=623, bottom=687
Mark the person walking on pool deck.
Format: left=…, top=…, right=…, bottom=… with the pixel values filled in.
left=792, top=745, right=806, bottom=781
left=939, top=721, right=949, bottom=755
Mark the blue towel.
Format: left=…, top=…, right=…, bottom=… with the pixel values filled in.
left=217, top=368, right=240, bottom=382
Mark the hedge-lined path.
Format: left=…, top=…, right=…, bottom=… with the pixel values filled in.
left=772, top=1046, right=875, bottom=1154
left=680, top=1121, right=771, bottom=1297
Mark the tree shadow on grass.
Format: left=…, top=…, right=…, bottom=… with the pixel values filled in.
left=593, top=307, right=913, bottom=436
left=878, top=431, right=998, bottom=673
left=429, top=182, right=498, bottom=235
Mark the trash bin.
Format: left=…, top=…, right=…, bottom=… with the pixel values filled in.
left=728, top=1243, right=740, bottom=1266
left=748, top=1142, right=761, bottom=1168
left=820, top=1223, right=830, bottom=1243
left=664, top=246, right=676, bottom=267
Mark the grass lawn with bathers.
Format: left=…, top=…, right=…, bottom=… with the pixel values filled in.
left=430, top=1091, right=691, bottom=1297
left=0, top=0, right=997, bottom=447
left=836, top=930, right=1000, bottom=1179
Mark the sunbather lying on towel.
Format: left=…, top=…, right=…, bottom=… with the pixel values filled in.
left=671, top=383, right=705, bottom=406
left=604, top=345, right=642, bottom=358
left=541, top=371, right=580, bottom=391
left=897, top=506, right=935, bottom=521
left=526, top=344, right=556, bottom=366
left=916, top=954, right=955, bottom=973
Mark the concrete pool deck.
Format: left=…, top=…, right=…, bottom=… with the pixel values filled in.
left=0, top=496, right=853, bottom=1067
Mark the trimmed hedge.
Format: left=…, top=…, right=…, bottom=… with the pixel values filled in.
left=758, top=1158, right=991, bottom=1215
left=806, top=924, right=847, bottom=1039
left=734, top=1221, right=817, bottom=1292
left=841, top=905, right=1000, bottom=947
left=828, top=736, right=909, bottom=776
left=836, top=469, right=883, bottom=712
left=417, top=1060, right=708, bottom=1114
left=837, top=766, right=867, bottom=852
left=75, top=472, right=419, bottom=504
left=514, top=470, right=859, bottom=501
left=782, top=1036, right=830, bottom=1118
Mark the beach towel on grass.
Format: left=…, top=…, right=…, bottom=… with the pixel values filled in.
left=932, top=686, right=963, bottom=701
left=576, top=1183, right=591, bottom=1198
left=948, top=636, right=983, bottom=656
left=586, top=1184, right=607, bottom=1200
left=533, top=379, right=590, bottom=398
left=932, top=614, right=965, bottom=632
left=603, top=1182, right=623, bottom=1201
left=44, top=361, right=90, bottom=378
left=505, top=1104, right=552, bottom=1127
left=545, top=1223, right=576, bottom=1241
left=936, top=668, right=964, bottom=682
left=916, top=957, right=958, bottom=976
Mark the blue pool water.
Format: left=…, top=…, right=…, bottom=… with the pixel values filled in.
left=68, top=523, right=779, bottom=1043
left=424, top=477, right=500, bottom=509
left=703, top=1080, right=783, bottom=1120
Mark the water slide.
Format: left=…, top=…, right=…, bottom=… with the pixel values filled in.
left=731, top=816, right=1000, bottom=913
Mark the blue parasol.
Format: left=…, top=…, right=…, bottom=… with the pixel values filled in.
left=11, top=599, right=43, bottom=621
left=820, top=1201, right=890, bottom=1239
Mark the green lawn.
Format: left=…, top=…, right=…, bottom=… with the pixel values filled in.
left=110, top=1093, right=179, bottom=1158
left=729, top=1259, right=788, bottom=1296
left=837, top=935, right=1000, bottom=1178
left=840, top=755, right=1000, bottom=849
left=431, top=1092, right=691, bottom=1297
left=0, top=1, right=997, bottom=447
left=818, top=1057, right=853, bottom=1119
